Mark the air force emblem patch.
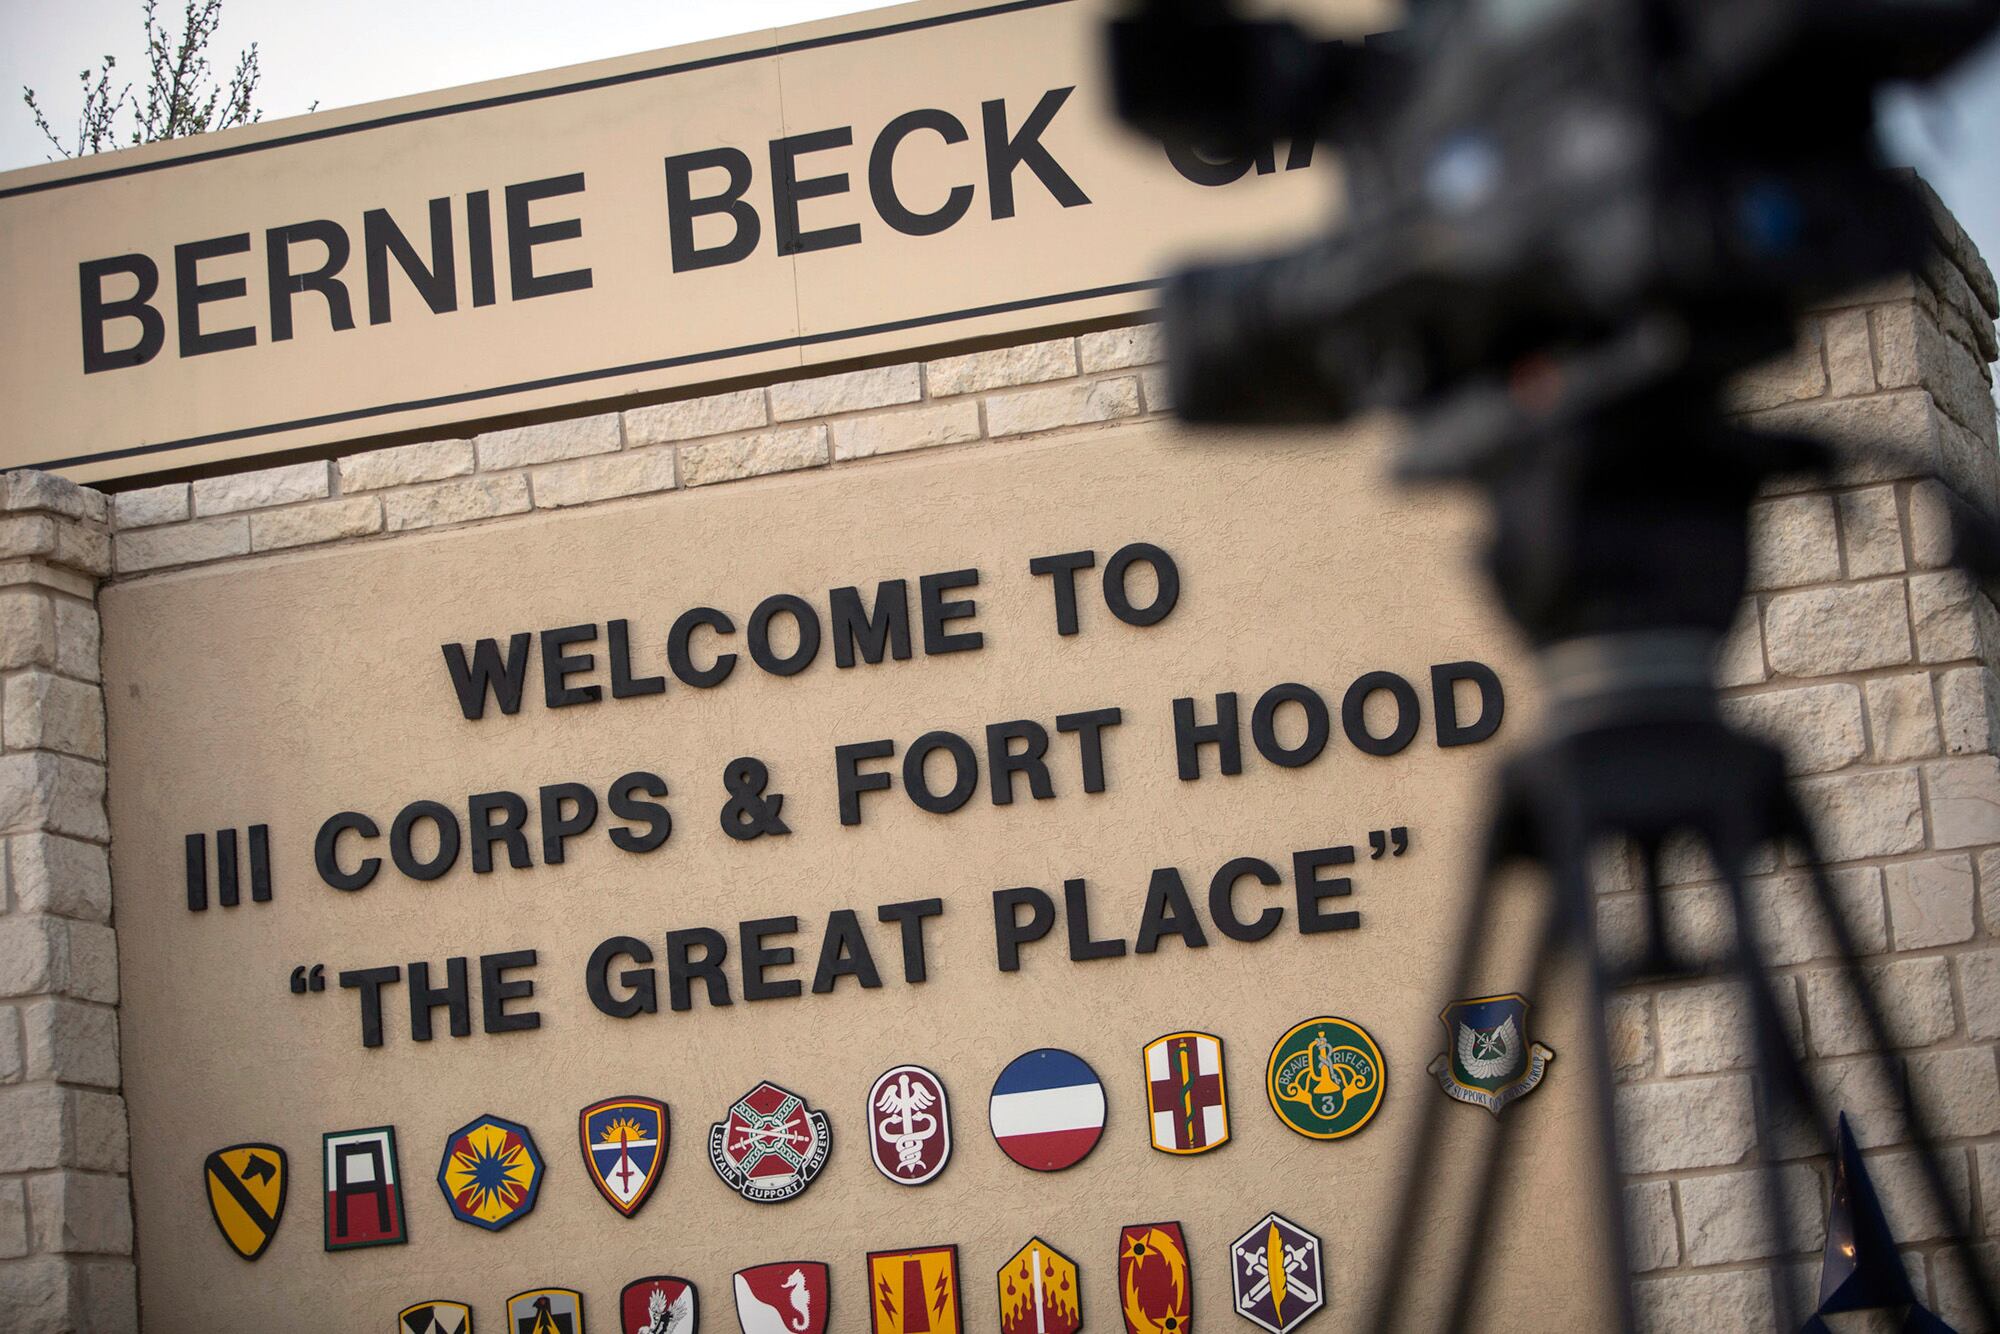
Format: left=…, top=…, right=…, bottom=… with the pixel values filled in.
left=399, top=1300, right=473, bottom=1334
left=203, top=1142, right=287, bottom=1260
left=1230, top=1213, right=1325, bottom=1332
left=1427, top=994, right=1554, bottom=1115
left=1143, top=1031, right=1229, bottom=1155
left=580, top=1096, right=668, bottom=1217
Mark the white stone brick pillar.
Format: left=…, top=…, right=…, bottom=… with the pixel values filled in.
left=0, top=472, right=136, bottom=1332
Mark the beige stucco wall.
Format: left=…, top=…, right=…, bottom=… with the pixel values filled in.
left=1, top=190, right=1996, bottom=1334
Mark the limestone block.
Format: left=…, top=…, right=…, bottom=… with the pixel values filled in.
left=1632, top=1269, right=1775, bottom=1334
left=1866, top=672, right=1942, bottom=762
left=1977, top=1142, right=2000, bottom=1236
left=986, top=377, right=1142, bottom=437
left=0, top=916, right=117, bottom=1004
left=0, top=473, right=106, bottom=526
left=1931, top=1240, right=2000, bottom=1334
left=1908, top=569, right=1986, bottom=662
left=1885, top=853, right=1976, bottom=947
left=114, top=516, right=250, bottom=573
left=1654, top=977, right=1804, bottom=1076
left=681, top=426, right=829, bottom=487
left=624, top=389, right=767, bottom=445
left=1749, top=868, right=1889, bottom=965
left=382, top=475, right=531, bottom=532
left=107, top=483, right=188, bottom=531
left=191, top=460, right=329, bottom=516
left=1959, top=950, right=2000, bottom=1043
left=26, top=1171, right=132, bottom=1255
left=249, top=496, right=383, bottom=552
left=1727, top=323, right=1826, bottom=412
left=1837, top=485, right=1905, bottom=577
left=1986, top=848, right=2000, bottom=938
left=1746, top=390, right=1938, bottom=485
left=69, top=1089, right=128, bottom=1174
left=1869, top=1146, right=1974, bottom=1243
left=1939, top=666, right=1999, bottom=754
left=1764, top=581, right=1911, bottom=677
left=1078, top=324, right=1164, bottom=373
left=1749, top=495, right=1841, bottom=591
left=20, top=999, right=119, bottom=1088
left=0, top=1179, right=24, bottom=1259
left=0, top=1256, right=70, bottom=1334
left=1715, top=599, right=1766, bottom=687
left=1679, top=1162, right=1825, bottom=1264
left=1906, top=478, right=1955, bottom=569
left=0, top=589, right=55, bottom=669
left=531, top=448, right=678, bottom=509
left=830, top=401, right=981, bottom=461
left=1924, top=756, right=2000, bottom=849
left=1792, top=768, right=1924, bottom=862
left=74, top=1259, right=138, bottom=1333
left=2, top=672, right=106, bottom=760
left=1608, top=993, right=1655, bottom=1081
left=52, top=600, right=99, bottom=684
left=1802, top=957, right=1956, bottom=1055
left=336, top=438, right=474, bottom=491
left=0, top=1086, right=65, bottom=1171
left=474, top=412, right=621, bottom=470
left=1139, top=367, right=1173, bottom=413
left=1771, top=1054, right=1906, bottom=1155
left=1907, top=1047, right=2000, bottom=1139
left=7, top=835, right=111, bottom=923
left=0, top=753, right=108, bottom=843
left=0, top=518, right=109, bottom=578
left=1822, top=309, right=1877, bottom=398
left=1615, top=1075, right=1756, bottom=1173
left=924, top=339, right=1076, bottom=396
left=767, top=366, right=921, bottom=422
left=1625, top=1180, right=1679, bottom=1272
left=1720, top=683, right=1864, bottom=774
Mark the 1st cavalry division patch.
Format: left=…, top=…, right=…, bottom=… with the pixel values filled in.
left=324, top=1126, right=407, bottom=1250
left=438, top=1114, right=545, bottom=1231
left=1143, top=1031, right=1229, bottom=1154
left=580, top=1095, right=668, bottom=1217
left=399, top=1300, right=473, bottom=1334
left=202, top=1142, right=287, bottom=1260
left=735, top=1261, right=830, bottom=1334
left=508, top=1287, right=584, bottom=1334
left=709, top=1082, right=832, bottom=1203
left=868, top=1244, right=963, bottom=1333
left=999, top=1237, right=1081, bottom=1334
left=1119, top=1223, right=1192, bottom=1333
left=1267, top=1016, right=1387, bottom=1140
left=1230, top=1213, right=1325, bottom=1332
left=1428, top=994, right=1555, bottom=1115
left=619, top=1275, right=696, bottom=1333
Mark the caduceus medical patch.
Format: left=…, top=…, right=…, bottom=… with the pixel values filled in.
left=1427, top=994, right=1554, bottom=1115
left=709, top=1081, right=832, bottom=1203
left=868, top=1064, right=952, bottom=1186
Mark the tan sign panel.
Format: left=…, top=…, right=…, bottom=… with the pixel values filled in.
left=0, top=0, right=1380, bottom=483
left=103, top=419, right=1610, bottom=1327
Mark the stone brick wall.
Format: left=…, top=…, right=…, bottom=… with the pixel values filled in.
left=7, top=195, right=1997, bottom=1330
left=0, top=474, right=135, bottom=1331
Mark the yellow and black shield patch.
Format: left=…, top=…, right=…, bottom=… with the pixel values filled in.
left=203, top=1142, right=287, bottom=1261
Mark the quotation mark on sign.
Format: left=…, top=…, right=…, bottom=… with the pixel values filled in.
left=1369, top=827, right=1410, bottom=859
left=289, top=964, right=326, bottom=994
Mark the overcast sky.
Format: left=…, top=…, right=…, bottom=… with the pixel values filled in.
left=3, top=0, right=1996, bottom=288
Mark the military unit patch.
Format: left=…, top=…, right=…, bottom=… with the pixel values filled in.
left=507, top=1287, right=584, bottom=1334
left=619, top=1275, right=696, bottom=1333
left=202, top=1142, right=287, bottom=1261
left=1143, top=1031, right=1229, bottom=1155
left=989, top=1048, right=1106, bottom=1172
left=580, top=1095, right=668, bottom=1217
left=438, top=1114, right=544, bottom=1231
left=1230, top=1213, right=1324, bottom=1333
left=998, top=1237, right=1081, bottom=1334
left=399, top=1300, right=473, bottom=1334
left=709, top=1082, right=833, bottom=1203
left=868, top=1064, right=952, bottom=1186
left=1427, top=994, right=1554, bottom=1116
left=735, top=1261, right=830, bottom=1333
left=324, top=1126, right=407, bottom=1250
left=1266, top=1016, right=1386, bottom=1140
left=1118, top=1223, right=1192, bottom=1334
left=867, top=1244, right=962, bottom=1333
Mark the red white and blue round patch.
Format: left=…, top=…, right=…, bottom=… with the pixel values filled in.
left=988, top=1048, right=1106, bottom=1172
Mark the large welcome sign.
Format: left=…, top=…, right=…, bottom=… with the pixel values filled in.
left=0, top=0, right=1385, bottom=482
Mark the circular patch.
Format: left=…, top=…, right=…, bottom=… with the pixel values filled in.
left=989, top=1048, right=1106, bottom=1171
left=1265, top=1016, right=1386, bottom=1139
